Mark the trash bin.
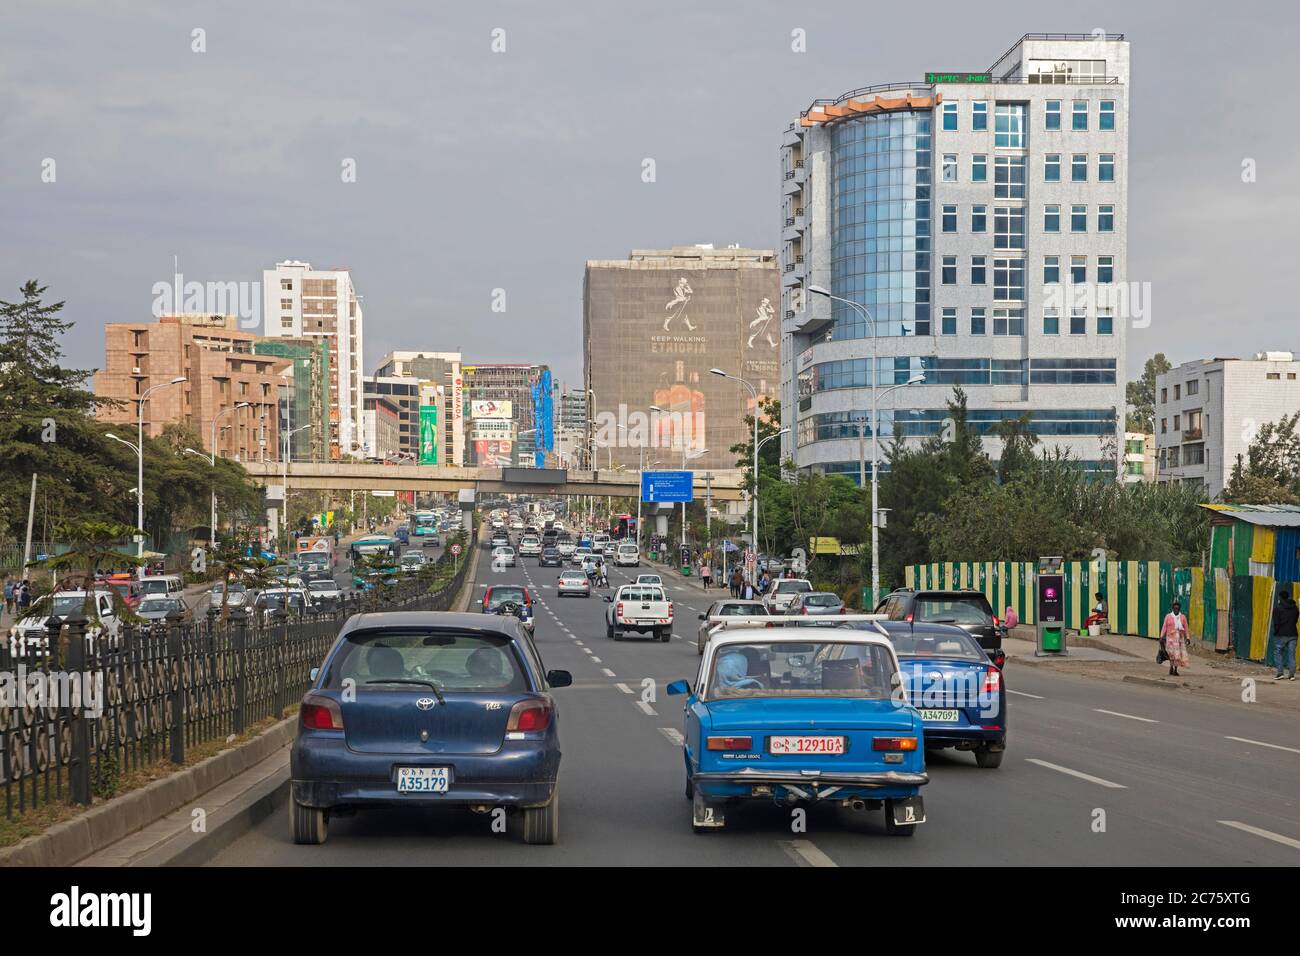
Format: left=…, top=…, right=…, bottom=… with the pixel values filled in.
left=1042, top=626, right=1064, bottom=652
left=649, top=550, right=659, bottom=563
left=1087, top=623, right=1102, bottom=638
left=680, top=565, right=692, bottom=576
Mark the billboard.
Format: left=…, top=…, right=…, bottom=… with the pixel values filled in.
left=419, top=404, right=438, bottom=464
left=531, top=368, right=554, bottom=468
left=470, top=419, right=516, bottom=440
left=583, top=256, right=779, bottom=473
left=471, top=399, right=512, bottom=419
left=475, top=439, right=513, bottom=467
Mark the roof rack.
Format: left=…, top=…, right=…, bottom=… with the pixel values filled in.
left=708, top=614, right=888, bottom=629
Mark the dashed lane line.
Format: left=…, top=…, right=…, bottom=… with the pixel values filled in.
left=1007, top=690, right=1045, bottom=700
left=615, top=683, right=633, bottom=694
left=1024, top=758, right=1127, bottom=789
left=602, top=668, right=616, bottom=677
left=659, top=727, right=685, bottom=746
left=635, top=700, right=658, bottom=716
left=1218, top=821, right=1300, bottom=850
left=779, top=840, right=838, bottom=868
left=1093, top=708, right=1158, bottom=724
left=1224, top=735, right=1300, bottom=755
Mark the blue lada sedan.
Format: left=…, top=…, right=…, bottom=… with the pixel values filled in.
left=290, top=612, right=571, bottom=846
left=667, top=617, right=928, bottom=836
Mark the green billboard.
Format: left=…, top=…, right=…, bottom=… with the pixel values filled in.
left=419, top=404, right=438, bottom=464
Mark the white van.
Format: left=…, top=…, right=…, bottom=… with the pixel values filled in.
left=615, top=543, right=640, bottom=567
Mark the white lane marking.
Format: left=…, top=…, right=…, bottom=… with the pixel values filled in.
left=602, top=668, right=616, bottom=677
left=1024, top=758, right=1127, bottom=789
left=582, top=648, right=594, bottom=656
left=574, top=640, right=585, bottom=646
left=1094, top=708, right=1158, bottom=724
left=1007, top=689, right=1045, bottom=700
left=590, top=656, right=602, bottom=663
left=659, top=727, right=685, bottom=746
left=615, top=683, right=633, bottom=694
left=1224, top=735, right=1300, bottom=755
left=636, top=700, right=658, bottom=716
left=779, top=840, right=838, bottom=868
left=1218, top=820, right=1300, bottom=850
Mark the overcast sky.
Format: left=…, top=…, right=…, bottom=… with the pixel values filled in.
left=1, top=0, right=1294, bottom=388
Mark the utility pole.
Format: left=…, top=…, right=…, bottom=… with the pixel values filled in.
left=22, top=473, right=36, bottom=574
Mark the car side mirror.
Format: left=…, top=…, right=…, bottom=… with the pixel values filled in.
left=603, top=595, right=613, bottom=602
left=698, top=613, right=706, bottom=621
left=547, top=669, right=573, bottom=688
left=666, top=679, right=691, bottom=696
left=309, top=667, right=320, bottom=682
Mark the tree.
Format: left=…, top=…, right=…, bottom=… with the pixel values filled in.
left=27, top=518, right=144, bottom=620
left=991, top=413, right=1039, bottom=483
left=1126, top=353, right=1171, bottom=433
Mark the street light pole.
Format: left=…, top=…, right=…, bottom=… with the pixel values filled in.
left=208, top=402, right=251, bottom=546
left=282, top=422, right=312, bottom=557
left=131, top=376, right=186, bottom=570
left=710, top=369, right=759, bottom=571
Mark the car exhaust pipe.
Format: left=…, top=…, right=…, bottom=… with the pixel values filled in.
left=848, top=799, right=867, bottom=812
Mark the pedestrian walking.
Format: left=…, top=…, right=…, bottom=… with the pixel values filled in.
left=16, top=579, right=31, bottom=615
left=1272, top=589, right=1298, bottom=681
left=1160, top=600, right=1190, bottom=677
left=730, top=568, right=743, bottom=598
left=700, top=559, right=712, bottom=590
left=3, top=577, right=13, bottom=618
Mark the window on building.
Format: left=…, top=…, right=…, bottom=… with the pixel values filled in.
left=1070, top=309, right=1087, bottom=335
left=972, top=154, right=987, bottom=182
left=994, top=206, right=1026, bottom=249
left=942, top=204, right=957, bottom=232
left=943, top=154, right=958, bottom=182
left=1071, top=256, right=1087, bottom=284
left=1160, top=388, right=1167, bottom=404
left=280, top=298, right=293, bottom=310
left=993, top=307, right=1025, bottom=336
left=1098, top=310, right=1114, bottom=335
left=1044, top=255, right=1060, bottom=284
left=1187, top=379, right=1199, bottom=396
left=1267, top=372, right=1281, bottom=381
left=995, top=103, right=1025, bottom=148
left=993, top=258, right=1025, bottom=301
left=1160, top=417, right=1167, bottom=433
left=970, top=308, right=986, bottom=335
left=1046, top=100, right=1061, bottom=130
left=1072, top=100, right=1088, bottom=130
left=1174, top=384, right=1181, bottom=400
left=971, top=255, right=987, bottom=285
left=994, top=155, right=1026, bottom=198
left=1045, top=153, right=1061, bottom=182
left=941, top=308, right=957, bottom=335
left=943, top=102, right=958, bottom=130
left=942, top=255, right=957, bottom=284
left=1098, top=255, right=1114, bottom=283
left=1099, top=154, right=1115, bottom=182
left=1173, top=413, right=1181, bottom=429
left=1098, top=204, right=1115, bottom=232
left=1099, top=100, right=1116, bottom=130
left=1071, top=204, right=1087, bottom=232
left=1043, top=309, right=1060, bottom=335
left=1044, top=204, right=1060, bottom=233
left=280, top=279, right=293, bottom=291
left=972, top=101, right=988, bottom=131
left=1071, top=153, right=1088, bottom=182
left=1168, top=447, right=1180, bottom=468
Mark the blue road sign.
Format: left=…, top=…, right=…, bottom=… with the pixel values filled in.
left=642, top=470, right=694, bottom=503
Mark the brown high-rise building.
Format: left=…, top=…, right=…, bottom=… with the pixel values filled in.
left=95, top=314, right=288, bottom=461
left=583, top=246, right=780, bottom=474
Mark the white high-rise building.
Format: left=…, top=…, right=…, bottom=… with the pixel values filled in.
left=263, top=260, right=365, bottom=460
left=780, top=34, right=1130, bottom=481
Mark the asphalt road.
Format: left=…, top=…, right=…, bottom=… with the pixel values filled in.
left=210, top=539, right=1300, bottom=866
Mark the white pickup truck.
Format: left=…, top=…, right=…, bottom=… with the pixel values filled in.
left=604, top=585, right=673, bottom=642
left=7, top=589, right=122, bottom=658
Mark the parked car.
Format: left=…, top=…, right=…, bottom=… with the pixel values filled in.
left=555, top=570, right=591, bottom=598
left=876, top=588, right=1006, bottom=659
left=786, top=591, right=847, bottom=616
left=604, top=584, right=673, bottom=642
left=8, top=589, right=122, bottom=657
left=763, top=578, right=812, bottom=614
left=667, top=619, right=928, bottom=836
left=844, top=620, right=1006, bottom=768
left=290, top=611, right=572, bottom=845
left=695, top=598, right=769, bottom=656
left=482, top=585, right=535, bottom=635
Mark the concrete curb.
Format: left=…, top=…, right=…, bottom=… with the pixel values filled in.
left=0, top=717, right=296, bottom=867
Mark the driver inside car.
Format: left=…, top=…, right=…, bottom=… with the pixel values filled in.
left=715, top=652, right=766, bottom=691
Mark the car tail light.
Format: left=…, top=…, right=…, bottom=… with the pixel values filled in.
left=668, top=602, right=673, bottom=618
left=300, top=695, right=343, bottom=731
left=706, top=735, right=752, bottom=751
left=991, top=614, right=1000, bottom=627
left=507, top=698, right=553, bottom=732
left=800, top=607, right=808, bottom=615
left=616, top=602, right=624, bottom=617
left=904, top=612, right=914, bottom=622
left=983, top=666, right=1002, bottom=694
left=873, top=736, right=918, bottom=752
left=840, top=606, right=847, bottom=614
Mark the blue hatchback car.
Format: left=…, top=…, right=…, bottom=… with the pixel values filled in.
left=844, top=620, right=1006, bottom=768
left=290, top=611, right=571, bottom=845
left=668, top=619, right=928, bottom=836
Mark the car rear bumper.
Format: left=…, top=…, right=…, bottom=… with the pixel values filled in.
left=291, top=738, right=559, bottom=809
left=693, top=767, right=927, bottom=801
left=922, top=727, right=1005, bottom=748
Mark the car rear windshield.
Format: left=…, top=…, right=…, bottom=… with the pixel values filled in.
left=707, top=641, right=896, bottom=700
left=308, top=581, right=337, bottom=591
left=716, top=603, right=766, bottom=616
left=325, top=630, right=529, bottom=693
left=621, top=587, right=664, bottom=602
left=775, top=581, right=812, bottom=594
left=485, top=587, right=527, bottom=609
left=914, top=595, right=994, bottom=626
left=803, top=593, right=841, bottom=606
left=889, top=629, right=985, bottom=661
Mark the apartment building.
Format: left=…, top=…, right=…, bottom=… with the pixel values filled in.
left=373, top=350, right=464, bottom=465
left=780, top=34, right=1129, bottom=481
left=1156, top=352, right=1300, bottom=497
left=262, top=261, right=365, bottom=460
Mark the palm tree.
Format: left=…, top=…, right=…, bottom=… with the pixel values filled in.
left=208, top=543, right=248, bottom=623
left=26, top=518, right=145, bottom=621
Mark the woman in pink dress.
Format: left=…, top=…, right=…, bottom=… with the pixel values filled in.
left=1160, top=600, right=1190, bottom=676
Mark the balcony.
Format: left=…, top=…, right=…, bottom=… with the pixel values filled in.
left=1182, top=427, right=1202, bottom=441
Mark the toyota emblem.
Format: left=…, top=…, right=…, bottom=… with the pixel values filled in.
left=416, top=698, right=436, bottom=711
